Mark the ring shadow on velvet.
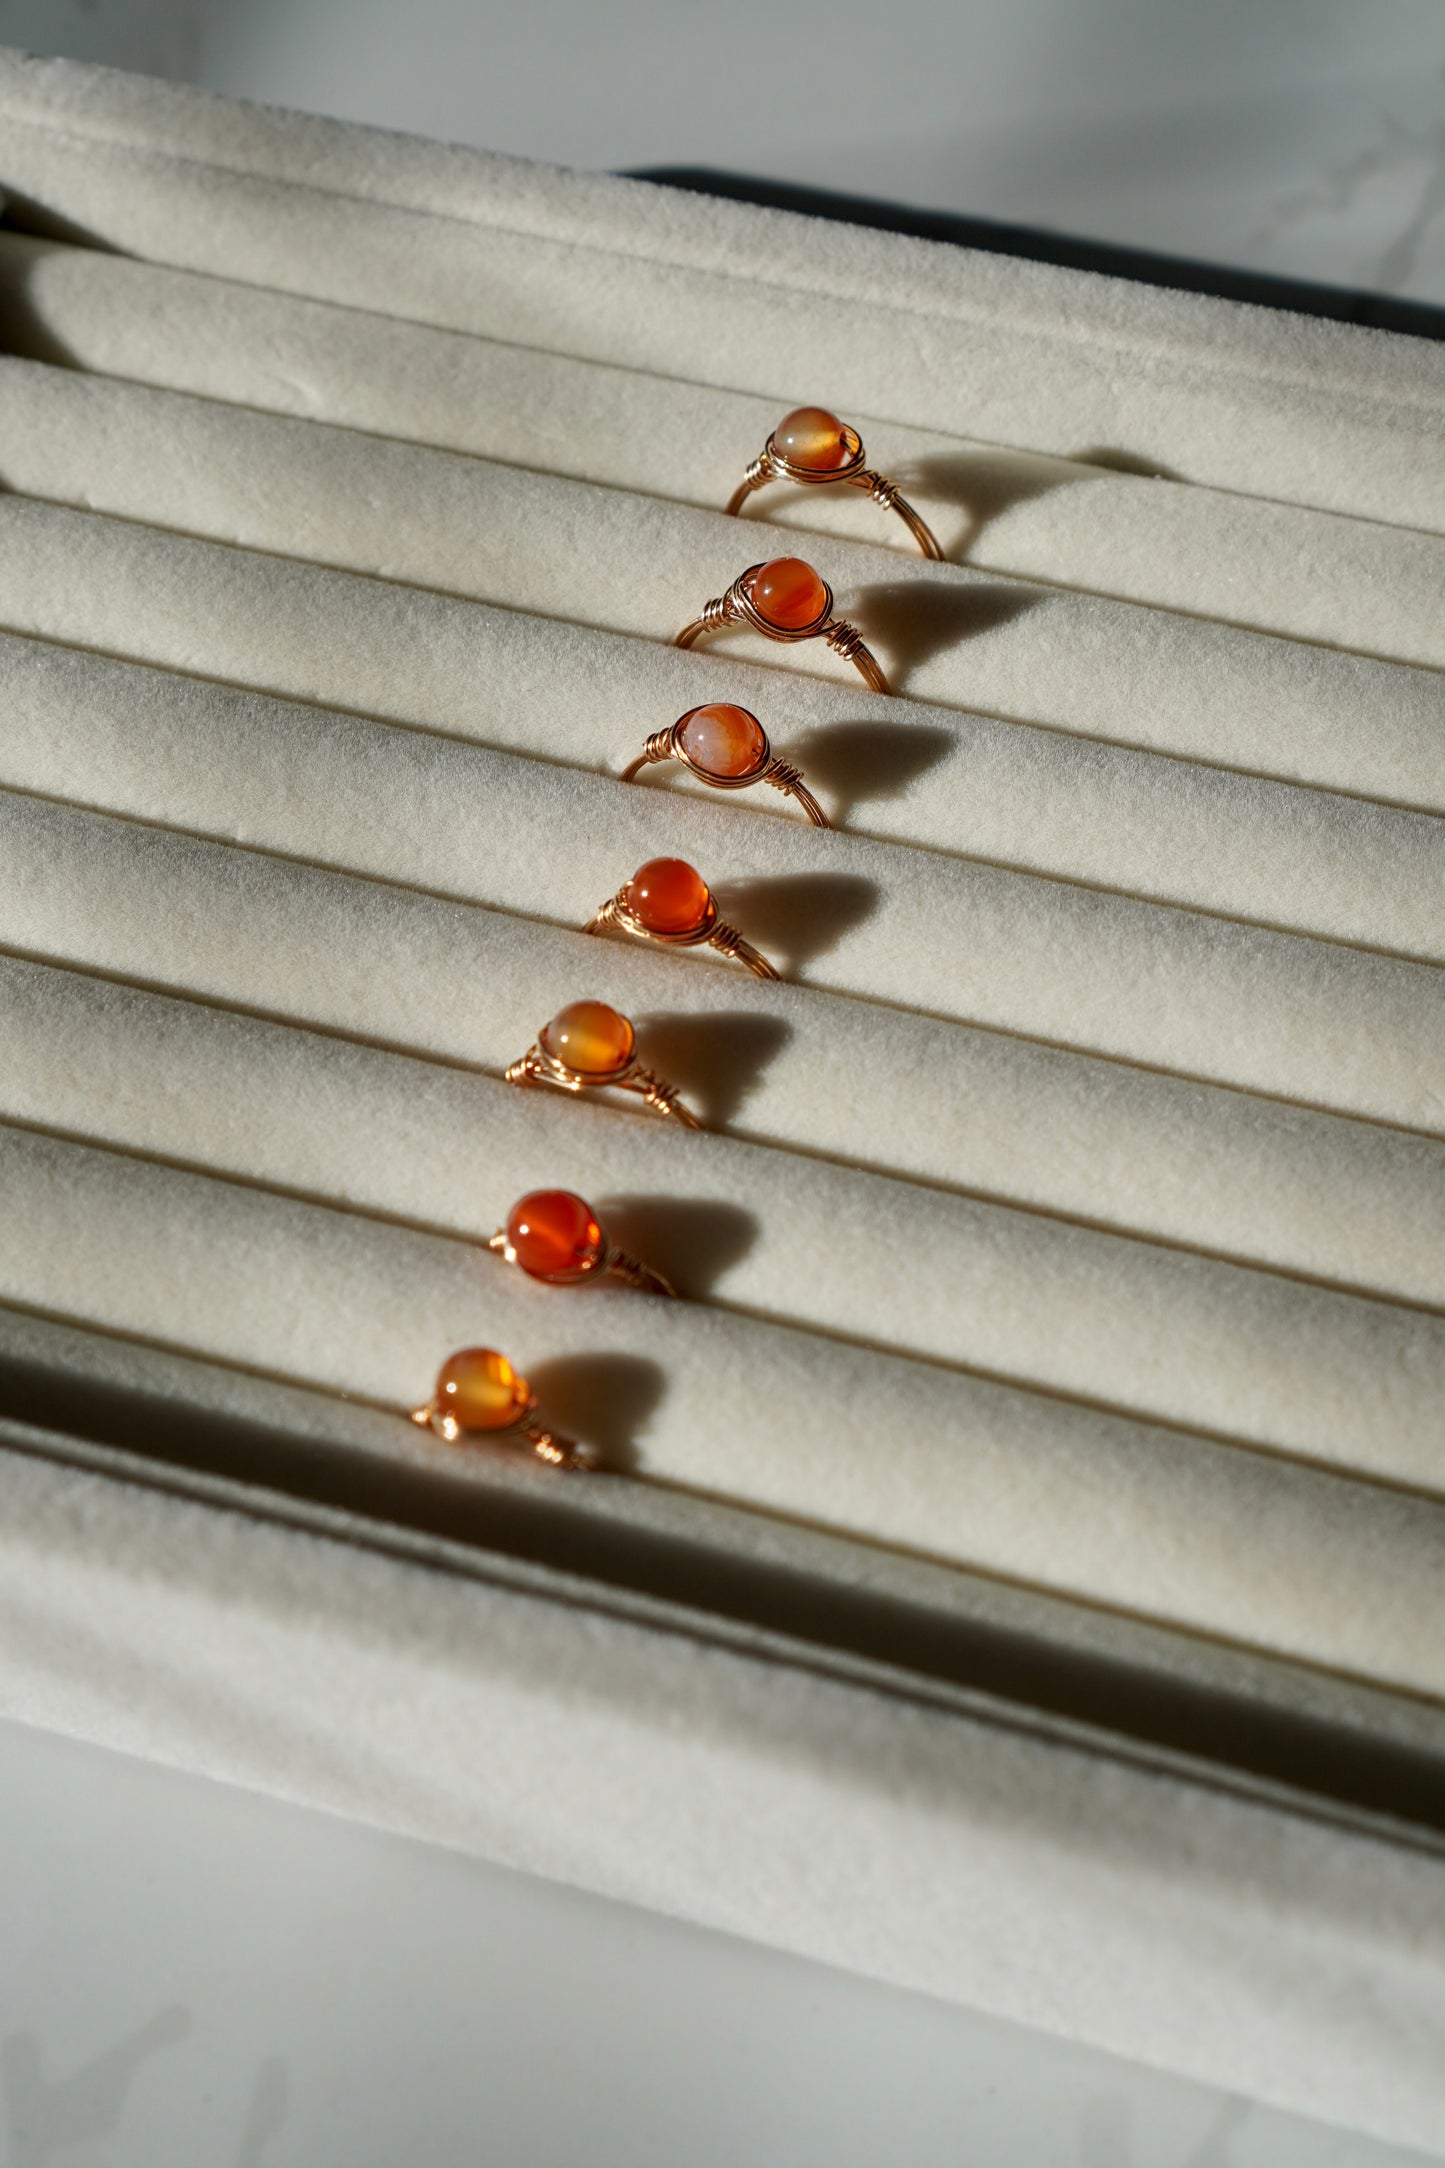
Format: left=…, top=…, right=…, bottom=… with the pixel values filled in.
left=710, top=871, right=878, bottom=977
left=897, top=449, right=1083, bottom=561
left=597, top=1194, right=759, bottom=1299
left=848, top=578, right=1045, bottom=686
left=784, top=717, right=956, bottom=828
left=1072, top=447, right=1187, bottom=483
left=632, top=1011, right=792, bottom=1130
left=896, top=447, right=1188, bottom=565
left=0, top=240, right=87, bottom=375
left=525, top=1352, right=666, bottom=1476
left=0, top=205, right=125, bottom=273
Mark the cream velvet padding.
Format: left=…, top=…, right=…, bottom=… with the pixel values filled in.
left=4, top=502, right=1442, bottom=962
left=5, top=782, right=1442, bottom=1318
left=0, top=635, right=1440, bottom=1139
left=5, top=228, right=1445, bottom=670
left=3, top=1105, right=1445, bottom=1705
left=1, top=1429, right=1442, bottom=2159
left=0, top=53, right=1443, bottom=536
left=7, top=1300, right=1441, bottom=1768
left=4, top=945, right=1445, bottom=1515
left=3, top=52, right=1445, bottom=2149
left=6, top=1299, right=1441, bottom=1769
left=2, top=360, right=1444, bottom=815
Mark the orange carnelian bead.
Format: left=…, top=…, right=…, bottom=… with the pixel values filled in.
left=626, top=857, right=711, bottom=936
left=541, top=1000, right=635, bottom=1078
left=747, top=557, right=828, bottom=632
left=435, top=1347, right=531, bottom=1432
left=775, top=406, right=853, bottom=473
left=507, top=1189, right=604, bottom=1282
left=678, top=703, right=768, bottom=780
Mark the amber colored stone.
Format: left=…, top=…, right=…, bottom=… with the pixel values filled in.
left=541, top=999, right=635, bottom=1078
left=747, top=556, right=829, bottom=632
left=774, top=406, right=853, bottom=473
left=435, top=1346, right=530, bottom=1432
left=678, top=703, right=768, bottom=780
left=626, top=856, right=711, bottom=936
left=507, top=1189, right=605, bottom=1282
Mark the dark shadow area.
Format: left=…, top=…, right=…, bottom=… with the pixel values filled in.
left=786, top=716, right=955, bottom=826
left=0, top=192, right=128, bottom=256
left=597, top=1194, right=759, bottom=1298
left=0, top=235, right=86, bottom=369
left=712, top=870, right=878, bottom=975
left=897, top=445, right=1187, bottom=570
left=3, top=1349, right=1445, bottom=1840
left=635, top=1009, right=792, bottom=1129
left=900, top=448, right=1080, bottom=561
left=631, top=167, right=1445, bottom=342
left=1070, top=446, right=1187, bottom=481
left=525, top=1352, right=665, bottom=1476
left=851, top=577, right=1044, bottom=685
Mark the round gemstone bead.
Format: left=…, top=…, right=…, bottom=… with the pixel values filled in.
left=747, top=557, right=829, bottom=632
left=774, top=406, right=853, bottom=473
left=678, top=703, right=768, bottom=780
left=435, top=1346, right=530, bottom=1432
left=541, top=1000, right=635, bottom=1078
left=626, top=857, right=711, bottom=936
left=507, top=1189, right=605, bottom=1283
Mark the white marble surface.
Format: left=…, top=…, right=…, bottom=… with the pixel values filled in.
left=4, top=0, right=1445, bottom=303
left=0, top=1718, right=1433, bottom=2168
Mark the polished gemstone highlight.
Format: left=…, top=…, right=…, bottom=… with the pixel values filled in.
left=774, top=406, right=853, bottom=472
left=626, top=857, right=711, bottom=936
left=678, top=703, right=768, bottom=780
left=434, top=1347, right=530, bottom=1433
left=507, top=1189, right=605, bottom=1283
left=747, top=557, right=828, bottom=631
left=540, top=999, right=635, bottom=1077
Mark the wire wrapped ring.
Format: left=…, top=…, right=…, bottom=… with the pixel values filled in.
left=505, top=1000, right=701, bottom=1127
left=675, top=556, right=889, bottom=695
left=621, top=705, right=829, bottom=827
left=726, top=406, right=943, bottom=560
left=488, top=1189, right=677, bottom=1296
left=584, top=858, right=780, bottom=981
left=411, top=1347, right=585, bottom=1467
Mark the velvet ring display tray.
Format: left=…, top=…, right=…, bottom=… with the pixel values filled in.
left=0, top=49, right=1442, bottom=2156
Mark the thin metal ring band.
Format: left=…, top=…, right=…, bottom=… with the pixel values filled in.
left=725, top=432, right=944, bottom=560
left=488, top=1227, right=677, bottom=1298
left=503, top=1043, right=702, bottom=1127
left=620, top=724, right=830, bottom=828
left=675, top=566, right=889, bottom=696
left=409, top=1398, right=584, bottom=1468
left=603, top=1245, right=679, bottom=1297
left=584, top=891, right=781, bottom=981
left=523, top=1425, right=586, bottom=1468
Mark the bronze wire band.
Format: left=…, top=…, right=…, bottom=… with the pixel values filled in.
left=487, top=1227, right=677, bottom=1298
left=675, top=564, right=889, bottom=696
left=503, top=1041, right=701, bottom=1128
left=620, top=720, right=830, bottom=828
left=410, top=1395, right=584, bottom=1468
left=583, top=890, right=781, bottom=982
left=725, top=426, right=944, bottom=561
